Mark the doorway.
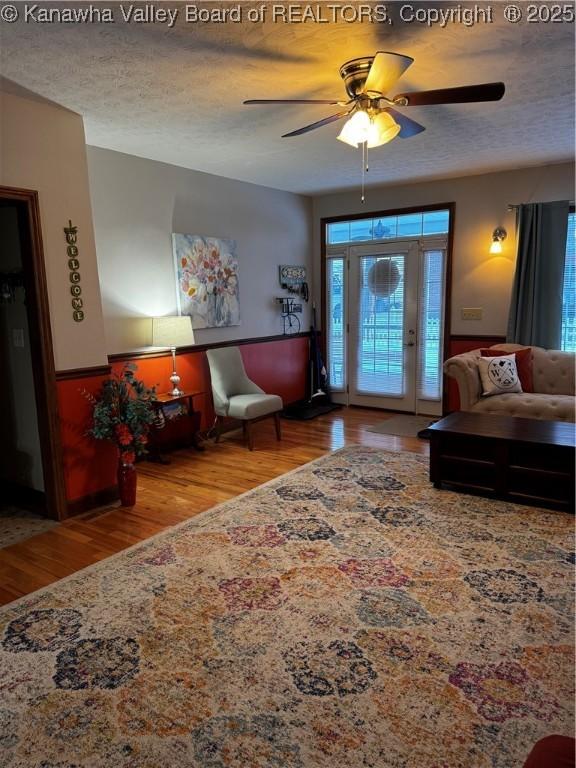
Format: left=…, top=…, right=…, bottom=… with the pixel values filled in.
left=0, top=187, right=66, bottom=521
left=323, top=205, right=453, bottom=416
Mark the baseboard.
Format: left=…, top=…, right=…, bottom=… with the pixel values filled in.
left=1, top=480, right=48, bottom=515
left=66, top=485, right=119, bottom=518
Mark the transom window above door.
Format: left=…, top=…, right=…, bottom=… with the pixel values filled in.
left=327, top=209, right=450, bottom=245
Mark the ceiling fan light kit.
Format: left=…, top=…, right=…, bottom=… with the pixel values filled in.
left=337, top=111, right=400, bottom=149
left=244, top=51, right=505, bottom=201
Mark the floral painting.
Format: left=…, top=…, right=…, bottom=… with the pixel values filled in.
left=173, top=234, right=240, bottom=328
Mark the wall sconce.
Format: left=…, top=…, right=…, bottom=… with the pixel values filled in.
left=489, top=227, right=507, bottom=254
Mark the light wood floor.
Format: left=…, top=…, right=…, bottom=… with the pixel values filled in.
left=0, top=407, right=429, bottom=607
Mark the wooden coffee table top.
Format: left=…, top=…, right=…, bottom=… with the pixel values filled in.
left=429, top=412, right=576, bottom=449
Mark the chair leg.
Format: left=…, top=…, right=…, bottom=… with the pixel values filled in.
left=245, top=420, right=254, bottom=451
left=215, top=416, right=224, bottom=443
left=274, top=412, right=282, bottom=441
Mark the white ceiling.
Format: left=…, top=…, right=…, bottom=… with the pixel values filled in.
left=1, top=4, right=574, bottom=195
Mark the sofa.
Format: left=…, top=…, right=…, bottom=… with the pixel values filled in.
left=444, top=343, right=575, bottom=422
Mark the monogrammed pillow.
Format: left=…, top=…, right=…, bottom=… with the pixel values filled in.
left=477, top=354, right=523, bottom=397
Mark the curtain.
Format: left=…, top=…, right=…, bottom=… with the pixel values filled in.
left=506, top=200, right=570, bottom=348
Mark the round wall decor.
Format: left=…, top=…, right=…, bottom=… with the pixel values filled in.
left=367, top=259, right=400, bottom=298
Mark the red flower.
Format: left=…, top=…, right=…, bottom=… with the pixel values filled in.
left=115, top=424, right=132, bottom=446
left=138, top=435, right=148, bottom=445
left=121, top=451, right=136, bottom=465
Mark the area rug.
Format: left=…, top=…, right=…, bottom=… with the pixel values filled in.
left=0, top=506, right=57, bottom=549
left=1, top=447, right=574, bottom=768
left=367, top=414, right=436, bottom=437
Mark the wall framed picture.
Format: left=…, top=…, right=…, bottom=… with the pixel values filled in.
left=173, top=234, right=240, bottom=328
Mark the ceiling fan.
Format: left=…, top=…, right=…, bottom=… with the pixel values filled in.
left=244, top=51, right=505, bottom=147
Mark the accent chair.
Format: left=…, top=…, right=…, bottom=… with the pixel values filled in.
left=206, top=346, right=283, bottom=450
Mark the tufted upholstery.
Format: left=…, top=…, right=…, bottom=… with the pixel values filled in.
left=444, top=344, right=575, bottom=423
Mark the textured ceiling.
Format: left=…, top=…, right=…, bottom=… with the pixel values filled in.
left=1, top=3, right=574, bottom=194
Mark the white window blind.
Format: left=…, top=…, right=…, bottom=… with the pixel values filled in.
left=356, top=255, right=405, bottom=396
left=417, top=250, right=445, bottom=400
left=561, top=211, right=575, bottom=352
left=326, top=257, right=345, bottom=390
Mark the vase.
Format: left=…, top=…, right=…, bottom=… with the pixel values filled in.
left=117, top=462, right=137, bottom=507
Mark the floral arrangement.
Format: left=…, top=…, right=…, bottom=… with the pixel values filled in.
left=85, top=365, right=157, bottom=465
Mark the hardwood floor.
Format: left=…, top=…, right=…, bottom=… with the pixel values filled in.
left=0, top=407, right=429, bottom=606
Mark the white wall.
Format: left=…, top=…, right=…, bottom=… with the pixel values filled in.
left=313, top=162, right=574, bottom=336
left=86, top=147, right=313, bottom=354
left=0, top=87, right=108, bottom=370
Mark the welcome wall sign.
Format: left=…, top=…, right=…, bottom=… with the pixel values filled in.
left=64, top=220, right=84, bottom=322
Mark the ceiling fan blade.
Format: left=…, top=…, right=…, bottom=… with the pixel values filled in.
left=395, top=82, right=505, bottom=106
left=363, top=51, right=414, bottom=96
left=244, top=99, right=343, bottom=105
left=386, top=108, right=426, bottom=139
left=282, top=109, right=352, bottom=138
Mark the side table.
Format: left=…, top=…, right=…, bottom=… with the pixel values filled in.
left=149, top=391, right=205, bottom=464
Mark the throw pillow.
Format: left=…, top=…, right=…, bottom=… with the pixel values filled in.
left=477, top=354, right=523, bottom=397
left=480, top=347, right=534, bottom=392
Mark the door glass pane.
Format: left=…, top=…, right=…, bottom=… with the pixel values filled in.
left=327, top=221, right=350, bottom=244
left=397, top=213, right=423, bottom=237
left=418, top=250, right=444, bottom=400
left=373, top=217, right=397, bottom=239
left=561, top=211, right=575, bottom=352
left=357, top=255, right=405, bottom=395
left=350, top=219, right=373, bottom=241
left=423, top=210, right=450, bottom=235
left=326, top=258, right=345, bottom=390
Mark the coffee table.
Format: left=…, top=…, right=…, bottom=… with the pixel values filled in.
left=428, top=412, right=575, bottom=511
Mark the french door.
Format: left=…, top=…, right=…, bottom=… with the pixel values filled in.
left=326, top=238, right=447, bottom=416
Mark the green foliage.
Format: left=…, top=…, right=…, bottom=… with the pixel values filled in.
left=88, top=364, right=157, bottom=463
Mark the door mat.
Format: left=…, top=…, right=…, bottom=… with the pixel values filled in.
left=282, top=402, right=341, bottom=420
left=367, top=414, right=437, bottom=438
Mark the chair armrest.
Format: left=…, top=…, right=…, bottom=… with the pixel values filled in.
left=444, top=352, right=482, bottom=410
left=210, top=381, right=230, bottom=415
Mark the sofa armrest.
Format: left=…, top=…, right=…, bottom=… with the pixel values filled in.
left=444, top=352, right=482, bottom=410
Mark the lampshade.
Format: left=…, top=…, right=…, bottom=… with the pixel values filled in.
left=337, top=110, right=400, bottom=149
left=151, top=316, right=195, bottom=348
left=337, top=110, right=371, bottom=147
left=366, top=112, right=401, bottom=148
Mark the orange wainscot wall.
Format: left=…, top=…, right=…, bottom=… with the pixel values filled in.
left=56, top=335, right=309, bottom=506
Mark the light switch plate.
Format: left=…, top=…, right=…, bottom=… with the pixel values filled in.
left=461, top=307, right=483, bottom=321
left=12, top=328, right=25, bottom=348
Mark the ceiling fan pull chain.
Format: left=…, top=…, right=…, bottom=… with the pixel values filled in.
left=361, top=142, right=365, bottom=203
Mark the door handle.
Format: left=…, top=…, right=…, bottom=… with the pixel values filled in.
left=404, top=341, right=415, bottom=347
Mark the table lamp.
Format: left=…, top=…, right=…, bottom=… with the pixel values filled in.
left=151, top=316, right=195, bottom=396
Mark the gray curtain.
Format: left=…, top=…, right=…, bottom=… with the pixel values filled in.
left=507, top=200, right=570, bottom=348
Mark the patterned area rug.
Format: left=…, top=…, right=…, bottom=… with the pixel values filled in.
left=0, top=506, right=57, bottom=549
left=1, top=447, right=574, bottom=767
